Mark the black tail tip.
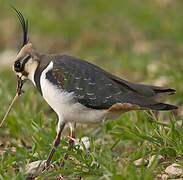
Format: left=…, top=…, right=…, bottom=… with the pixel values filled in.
left=149, top=103, right=178, bottom=111
left=154, top=88, right=176, bottom=95
left=162, top=104, right=178, bottom=111
left=166, top=88, right=176, bottom=95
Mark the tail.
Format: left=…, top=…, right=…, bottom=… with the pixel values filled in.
left=145, top=102, right=178, bottom=111
left=134, top=86, right=178, bottom=111
left=115, top=79, right=177, bottom=111
left=150, top=86, right=176, bottom=96
left=107, top=73, right=178, bottom=111
left=133, top=86, right=178, bottom=111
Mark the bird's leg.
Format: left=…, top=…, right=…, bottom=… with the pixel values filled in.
left=61, top=122, right=76, bottom=167
left=42, top=121, right=65, bottom=172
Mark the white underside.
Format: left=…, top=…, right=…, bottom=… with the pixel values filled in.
left=39, top=61, right=118, bottom=126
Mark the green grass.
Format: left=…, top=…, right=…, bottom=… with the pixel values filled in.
left=0, top=0, right=183, bottom=179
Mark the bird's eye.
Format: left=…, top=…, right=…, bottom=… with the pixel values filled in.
left=14, top=55, right=31, bottom=72
left=14, top=61, right=22, bottom=72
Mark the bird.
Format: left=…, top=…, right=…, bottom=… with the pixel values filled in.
left=12, top=8, right=177, bottom=171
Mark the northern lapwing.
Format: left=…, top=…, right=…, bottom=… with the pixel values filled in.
left=12, top=9, right=177, bottom=171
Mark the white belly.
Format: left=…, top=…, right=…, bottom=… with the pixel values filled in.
left=39, top=61, right=108, bottom=124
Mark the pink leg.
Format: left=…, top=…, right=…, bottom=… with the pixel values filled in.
left=42, top=122, right=65, bottom=172
left=61, top=122, right=76, bottom=167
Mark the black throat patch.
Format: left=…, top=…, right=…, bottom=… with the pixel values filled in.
left=34, top=63, right=47, bottom=95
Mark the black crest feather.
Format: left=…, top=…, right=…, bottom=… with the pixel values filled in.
left=12, top=7, right=28, bottom=48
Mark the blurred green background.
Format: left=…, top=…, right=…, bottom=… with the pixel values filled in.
left=0, top=0, right=183, bottom=179
left=0, top=0, right=182, bottom=87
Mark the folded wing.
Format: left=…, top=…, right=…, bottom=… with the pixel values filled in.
left=46, top=55, right=177, bottom=111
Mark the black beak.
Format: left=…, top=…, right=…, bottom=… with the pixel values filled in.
left=16, top=76, right=24, bottom=95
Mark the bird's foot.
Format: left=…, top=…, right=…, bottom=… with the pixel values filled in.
left=60, top=137, right=75, bottom=167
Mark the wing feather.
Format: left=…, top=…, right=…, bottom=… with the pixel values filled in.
left=44, top=54, right=177, bottom=110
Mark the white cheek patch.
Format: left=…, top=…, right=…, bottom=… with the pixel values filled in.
left=24, top=58, right=38, bottom=86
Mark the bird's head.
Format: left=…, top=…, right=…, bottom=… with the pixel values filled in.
left=13, top=43, right=39, bottom=81
left=12, top=8, right=40, bottom=90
